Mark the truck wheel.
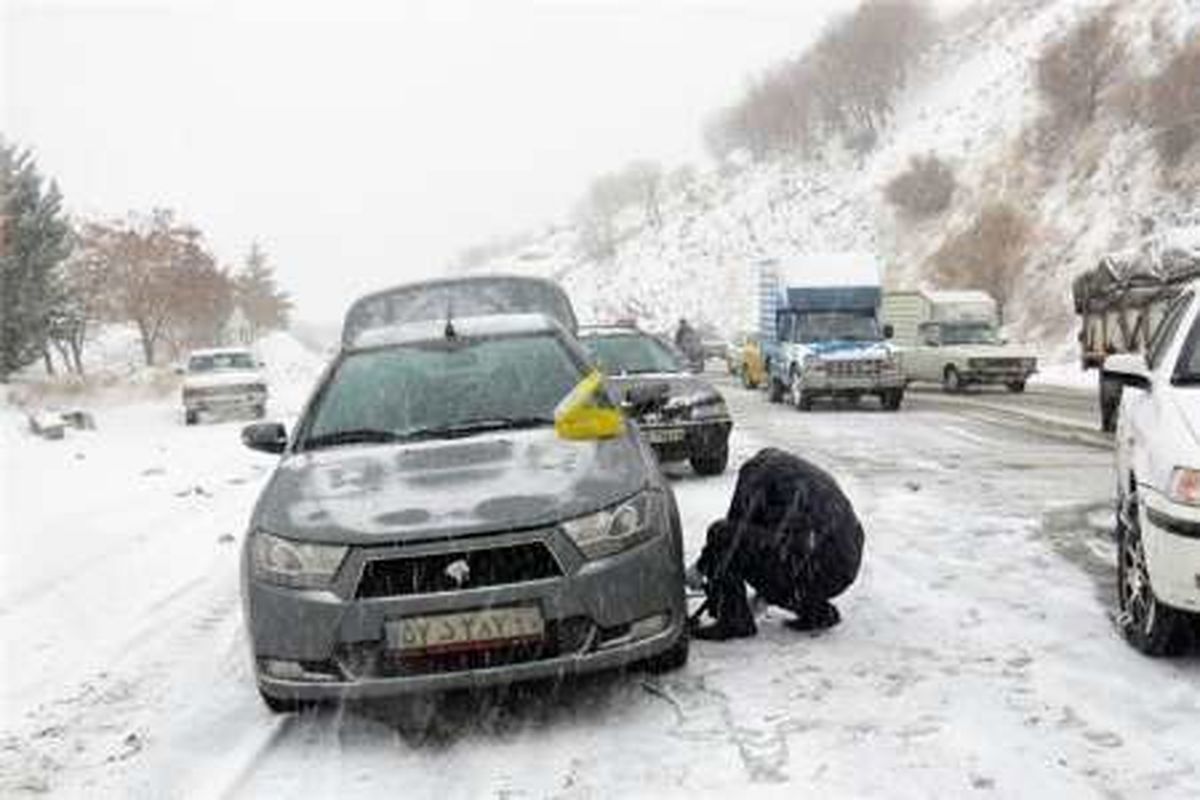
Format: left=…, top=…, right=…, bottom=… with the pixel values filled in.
left=1006, top=380, right=1026, bottom=393
left=641, top=631, right=689, bottom=674
left=789, top=370, right=812, bottom=411
left=942, top=366, right=964, bottom=394
left=880, top=389, right=904, bottom=411
left=690, top=446, right=729, bottom=476
left=1100, top=374, right=1122, bottom=433
left=184, top=409, right=199, bottom=426
left=1117, top=491, right=1192, bottom=656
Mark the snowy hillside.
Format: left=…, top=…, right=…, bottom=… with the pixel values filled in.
left=479, top=0, right=1200, bottom=359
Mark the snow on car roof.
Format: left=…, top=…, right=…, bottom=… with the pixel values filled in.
left=924, top=290, right=995, bottom=305
left=577, top=325, right=643, bottom=337
left=348, top=313, right=562, bottom=350
left=187, top=347, right=255, bottom=357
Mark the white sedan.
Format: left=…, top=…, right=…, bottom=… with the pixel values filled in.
left=1106, top=284, right=1200, bottom=655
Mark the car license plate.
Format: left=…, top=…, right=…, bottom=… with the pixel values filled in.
left=385, top=606, right=545, bottom=654
left=644, top=427, right=685, bottom=444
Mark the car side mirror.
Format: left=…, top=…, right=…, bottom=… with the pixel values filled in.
left=1102, top=353, right=1152, bottom=393
left=554, top=371, right=627, bottom=441
left=242, top=422, right=288, bottom=454
left=883, top=324, right=895, bottom=340
left=174, top=364, right=186, bottom=375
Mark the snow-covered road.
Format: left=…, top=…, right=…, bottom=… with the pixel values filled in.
left=4, top=361, right=1200, bottom=799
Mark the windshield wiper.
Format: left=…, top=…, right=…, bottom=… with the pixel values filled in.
left=413, top=416, right=555, bottom=439
left=302, top=428, right=404, bottom=450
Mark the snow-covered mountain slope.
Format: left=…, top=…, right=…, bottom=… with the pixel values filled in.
left=479, top=0, right=1200, bottom=360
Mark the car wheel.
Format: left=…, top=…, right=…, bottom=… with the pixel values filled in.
left=942, top=366, right=963, bottom=394
left=184, top=409, right=199, bottom=426
left=1006, top=380, right=1027, bottom=393
left=789, top=370, right=812, bottom=411
left=690, top=445, right=729, bottom=476
left=880, top=389, right=904, bottom=411
left=641, top=631, right=689, bottom=674
left=1117, top=491, right=1191, bottom=656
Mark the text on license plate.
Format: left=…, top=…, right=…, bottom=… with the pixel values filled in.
left=644, top=427, right=685, bottom=444
left=385, top=606, right=545, bottom=654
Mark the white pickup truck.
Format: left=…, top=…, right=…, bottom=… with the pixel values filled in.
left=883, top=290, right=1037, bottom=393
left=180, top=347, right=268, bottom=425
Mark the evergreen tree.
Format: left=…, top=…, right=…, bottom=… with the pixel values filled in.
left=0, top=142, right=73, bottom=380
left=233, top=242, right=292, bottom=337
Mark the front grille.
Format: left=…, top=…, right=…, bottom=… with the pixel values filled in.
left=970, top=358, right=1021, bottom=370
left=337, top=616, right=595, bottom=678
left=826, top=359, right=882, bottom=377
left=355, top=542, right=562, bottom=599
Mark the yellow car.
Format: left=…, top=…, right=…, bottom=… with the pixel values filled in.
left=726, top=333, right=766, bottom=389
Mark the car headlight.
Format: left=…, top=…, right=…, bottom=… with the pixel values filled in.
left=691, top=399, right=728, bottom=420
left=1168, top=468, right=1200, bottom=506
left=249, top=530, right=347, bottom=587
left=561, top=492, right=664, bottom=559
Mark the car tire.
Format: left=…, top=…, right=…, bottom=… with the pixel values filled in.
left=690, top=445, right=729, bottom=476
left=184, top=409, right=199, bottom=426
left=1117, top=491, right=1192, bottom=657
left=641, top=631, right=689, bottom=674
left=1006, top=380, right=1027, bottom=393
left=942, top=366, right=963, bottom=394
left=767, top=377, right=785, bottom=404
left=880, top=389, right=904, bottom=411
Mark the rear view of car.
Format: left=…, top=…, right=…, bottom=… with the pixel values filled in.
left=579, top=326, right=733, bottom=475
left=180, top=348, right=268, bottom=425
left=239, top=312, right=688, bottom=711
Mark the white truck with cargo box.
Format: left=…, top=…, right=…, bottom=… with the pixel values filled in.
left=882, top=289, right=1037, bottom=393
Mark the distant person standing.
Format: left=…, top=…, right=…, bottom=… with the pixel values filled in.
left=675, top=318, right=703, bottom=371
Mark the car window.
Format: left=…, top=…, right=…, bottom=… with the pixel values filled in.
left=1147, top=292, right=1192, bottom=370
left=305, top=334, right=583, bottom=443
left=188, top=352, right=256, bottom=372
left=581, top=333, right=683, bottom=375
left=795, top=312, right=880, bottom=343
left=1171, top=301, right=1200, bottom=384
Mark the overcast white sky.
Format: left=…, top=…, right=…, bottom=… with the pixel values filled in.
left=6, top=0, right=884, bottom=323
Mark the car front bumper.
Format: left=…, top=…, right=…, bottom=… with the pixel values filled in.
left=959, top=367, right=1037, bottom=384
left=245, top=523, right=687, bottom=701
left=1141, top=491, right=1200, bottom=612
left=638, top=419, right=732, bottom=462
left=800, top=373, right=905, bottom=394
left=184, top=390, right=267, bottom=412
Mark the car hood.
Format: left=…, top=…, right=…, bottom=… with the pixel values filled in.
left=798, top=341, right=894, bottom=361
left=184, top=369, right=265, bottom=389
left=605, top=372, right=723, bottom=407
left=252, top=427, right=650, bottom=545
left=938, top=344, right=1037, bottom=360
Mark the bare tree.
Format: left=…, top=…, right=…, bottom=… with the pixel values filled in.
left=1144, top=36, right=1200, bottom=166
left=1035, top=5, right=1124, bottom=127
left=930, top=203, right=1033, bottom=313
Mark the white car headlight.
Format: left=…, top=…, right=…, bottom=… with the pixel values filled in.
left=561, top=492, right=664, bottom=559
left=250, top=530, right=347, bottom=587
left=1168, top=468, right=1200, bottom=506
left=691, top=400, right=728, bottom=420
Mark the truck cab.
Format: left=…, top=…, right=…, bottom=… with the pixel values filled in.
left=758, top=255, right=904, bottom=411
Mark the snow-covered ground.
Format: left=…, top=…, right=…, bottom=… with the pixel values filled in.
left=5, top=338, right=1200, bottom=798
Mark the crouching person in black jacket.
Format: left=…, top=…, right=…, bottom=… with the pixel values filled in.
left=690, top=448, right=864, bottom=640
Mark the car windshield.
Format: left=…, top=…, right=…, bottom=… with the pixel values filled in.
left=188, top=352, right=256, bottom=372
left=794, top=312, right=880, bottom=343
left=303, top=333, right=583, bottom=448
left=581, top=333, right=683, bottom=375
left=940, top=322, right=1000, bottom=345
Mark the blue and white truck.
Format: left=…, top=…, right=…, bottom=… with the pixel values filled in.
left=757, top=253, right=905, bottom=411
